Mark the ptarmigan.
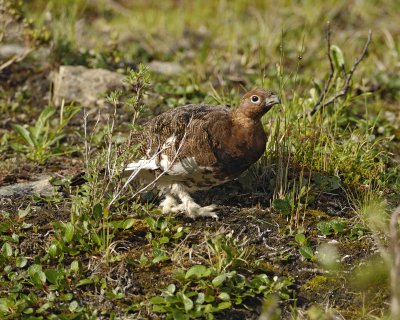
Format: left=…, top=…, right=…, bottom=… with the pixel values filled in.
left=125, top=88, right=280, bottom=219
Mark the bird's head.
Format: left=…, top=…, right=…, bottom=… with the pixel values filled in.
left=236, top=88, right=280, bottom=120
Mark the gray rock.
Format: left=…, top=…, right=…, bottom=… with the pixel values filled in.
left=0, top=177, right=56, bottom=198
left=52, top=65, right=127, bottom=107
left=0, top=44, right=26, bottom=58
left=148, top=61, right=184, bottom=76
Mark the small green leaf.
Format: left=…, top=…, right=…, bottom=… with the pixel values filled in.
left=23, top=307, right=34, bottom=314
left=294, top=233, right=307, bottom=245
left=152, top=254, right=170, bottom=263
left=166, top=284, right=176, bottom=294
left=69, top=300, right=79, bottom=312
left=272, top=199, right=291, bottom=216
left=314, top=173, right=341, bottom=192
left=217, top=301, right=232, bottom=310
left=8, top=283, right=24, bottom=293
left=185, top=265, right=208, bottom=279
left=165, top=295, right=179, bottom=304
left=204, top=303, right=214, bottom=313
left=180, top=292, right=193, bottom=311
left=332, top=220, right=346, bottom=234
left=70, top=260, right=79, bottom=273
left=317, top=221, right=333, bottom=236
left=16, top=257, right=27, bottom=268
left=186, top=291, right=197, bottom=298
left=196, top=292, right=205, bottom=304
left=159, top=236, right=170, bottom=244
left=34, top=106, right=56, bottom=141
left=63, top=222, right=74, bottom=243
left=60, top=293, right=73, bottom=301
left=1, top=243, right=12, bottom=257
left=280, top=292, right=290, bottom=300
left=212, top=274, right=227, bottom=287
left=12, top=124, right=34, bottom=147
left=18, top=205, right=30, bottom=219
left=48, top=242, right=60, bottom=258
left=21, top=222, right=32, bottom=229
left=299, top=246, right=315, bottom=260
left=330, top=45, right=345, bottom=71
left=28, top=264, right=46, bottom=287
left=10, top=232, right=18, bottom=241
left=150, top=296, right=166, bottom=305
left=218, top=292, right=230, bottom=301
left=172, top=310, right=189, bottom=320
left=37, top=301, right=53, bottom=313
left=93, top=203, right=103, bottom=219
left=0, top=221, right=11, bottom=233
left=76, top=278, right=93, bottom=287
left=45, top=269, right=59, bottom=285
left=122, top=218, right=136, bottom=230
left=152, top=304, right=167, bottom=313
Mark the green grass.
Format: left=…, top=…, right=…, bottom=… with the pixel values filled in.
left=0, top=0, right=399, bottom=319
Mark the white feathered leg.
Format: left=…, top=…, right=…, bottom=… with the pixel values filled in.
left=159, top=194, right=179, bottom=214
left=169, top=184, right=218, bottom=219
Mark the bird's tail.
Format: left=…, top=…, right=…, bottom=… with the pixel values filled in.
left=69, top=168, right=108, bottom=186
left=69, top=171, right=87, bottom=186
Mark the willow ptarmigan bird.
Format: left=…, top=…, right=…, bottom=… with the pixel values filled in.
left=124, top=88, right=280, bottom=219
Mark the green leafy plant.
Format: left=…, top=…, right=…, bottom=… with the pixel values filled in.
left=151, top=265, right=293, bottom=320
left=313, top=173, right=341, bottom=193
left=144, top=217, right=187, bottom=264
left=11, top=104, right=80, bottom=163
left=294, top=232, right=315, bottom=261
left=317, top=219, right=347, bottom=237
left=272, top=183, right=310, bottom=221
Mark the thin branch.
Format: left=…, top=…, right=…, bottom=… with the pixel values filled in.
left=107, top=117, right=194, bottom=208
left=313, top=23, right=335, bottom=111
left=309, top=30, right=372, bottom=116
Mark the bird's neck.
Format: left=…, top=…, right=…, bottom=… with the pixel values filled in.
left=231, top=111, right=262, bottom=128
left=219, top=113, right=267, bottom=172
left=230, top=113, right=266, bottom=146
left=232, top=106, right=267, bottom=121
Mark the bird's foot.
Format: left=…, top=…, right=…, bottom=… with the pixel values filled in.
left=165, top=184, right=218, bottom=219
left=190, top=204, right=218, bottom=219
left=160, top=195, right=179, bottom=214
left=170, top=203, right=218, bottom=219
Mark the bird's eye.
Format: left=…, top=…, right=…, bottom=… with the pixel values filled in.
left=251, top=95, right=260, bottom=103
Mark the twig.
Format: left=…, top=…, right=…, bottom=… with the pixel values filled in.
left=309, top=30, right=372, bottom=116
left=0, top=48, right=33, bottom=72
left=390, top=206, right=400, bottom=319
left=313, top=23, right=335, bottom=112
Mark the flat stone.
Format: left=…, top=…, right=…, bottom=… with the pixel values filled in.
left=52, top=65, right=127, bottom=107
left=0, top=44, right=26, bottom=58
left=0, top=177, right=56, bottom=198
left=148, top=61, right=184, bottom=76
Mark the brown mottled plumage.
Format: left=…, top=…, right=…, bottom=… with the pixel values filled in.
left=125, top=88, right=280, bottom=218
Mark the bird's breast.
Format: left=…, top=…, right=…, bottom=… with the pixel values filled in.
left=211, top=120, right=267, bottom=177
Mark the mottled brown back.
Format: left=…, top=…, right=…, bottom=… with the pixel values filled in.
left=138, top=104, right=231, bottom=168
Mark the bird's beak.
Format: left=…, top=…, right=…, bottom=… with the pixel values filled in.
left=265, top=94, right=281, bottom=107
